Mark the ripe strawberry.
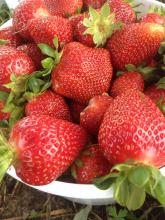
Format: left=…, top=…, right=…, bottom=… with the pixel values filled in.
left=13, top=0, right=51, bottom=40
left=140, top=13, right=165, bottom=25
left=109, top=0, right=136, bottom=24
left=44, top=0, right=83, bottom=17
left=0, top=27, right=23, bottom=47
left=72, top=144, right=111, bottom=184
left=1, top=115, right=88, bottom=185
left=69, top=13, right=87, bottom=30
left=83, top=0, right=107, bottom=9
left=80, top=94, right=113, bottom=135
left=107, top=23, right=165, bottom=70
left=17, top=43, right=45, bottom=69
left=0, top=46, right=36, bottom=91
left=25, top=90, right=71, bottom=121
left=99, top=90, right=165, bottom=167
left=69, top=101, right=86, bottom=123
left=145, top=84, right=165, bottom=114
left=28, top=16, right=73, bottom=48
left=52, top=42, right=113, bottom=104
left=110, top=72, right=144, bottom=98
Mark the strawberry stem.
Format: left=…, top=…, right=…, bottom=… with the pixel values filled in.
left=94, top=162, right=165, bottom=210
left=0, top=130, right=14, bottom=182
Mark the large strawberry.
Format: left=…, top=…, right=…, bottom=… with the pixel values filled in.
left=13, top=0, right=51, bottom=40
left=72, top=144, right=111, bottom=184
left=80, top=94, right=113, bottom=135
left=107, top=23, right=165, bottom=70
left=96, top=90, right=165, bottom=210
left=69, top=101, right=86, bottom=123
left=0, top=46, right=36, bottom=91
left=52, top=42, right=113, bottom=104
left=0, top=115, right=88, bottom=185
left=44, top=0, right=83, bottom=17
left=28, top=16, right=73, bottom=48
left=17, top=43, right=45, bottom=69
left=25, top=90, right=71, bottom=121
left=110, top=71, right=144, bottom=98
left=0, top=27, right=23, bottom=47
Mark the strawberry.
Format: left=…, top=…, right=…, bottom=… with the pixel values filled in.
left=98, top=89, right=165, bottom=167
left=80, top=94, right=113, bottom=135
left=0, top=27, right=23, bottom=47
left=145, top=84, right=165, bottom=114
left=72, top=144, right=111, bottom=184
left=107, top=23, right=165, bottom=70
left=25, top=90, right=71, bottom=121
left=13, top=0, right=51, bottom=40
left=69, top=13, right=87, bottom=30
left=43, top=0, right=83, bottom=17
left=0, top=115, right=88, bottom=185
left=0, top=101, right=10, bottom=121
left=52, top=42, right=113, bottom=104
left=17, top=43, right=45, bottom=69
left=0, top=46, right=36, bottom=91
left=69, top=101, right=86, bottom=123
left=110, top=71, right=144, bottom=98
left=28, top=16, right=73, bottom=48
left=83, top=0, right=107, bottom=9
left=108, top=0, right=136, bottom=24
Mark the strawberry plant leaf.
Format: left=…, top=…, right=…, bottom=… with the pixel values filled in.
left=107, top=206, right=128, bottom=220
left=41, top=57, right=54, bottom=69
left=38, top=43, right=55, bottom=58
left=73, top=205, right=92, bottom=220
left=53, top=36, right=59, bottom=50
left=153, top=176, right=165, bottom=205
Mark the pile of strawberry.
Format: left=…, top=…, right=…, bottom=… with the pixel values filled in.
left=0, top=0, right=165, bottom=210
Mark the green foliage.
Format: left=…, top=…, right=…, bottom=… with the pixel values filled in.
left=0, top=2, right=11, bottom=26
left=73, top=205, right=92, bottom=220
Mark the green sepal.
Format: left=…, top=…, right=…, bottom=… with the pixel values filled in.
left=0, top=39, right=10, bottom=45
left=83, top=4, right=122, bottom=47
left=9, top=106, right=25, bottom=128
left=157, top=77, right=165, bottom=89
left=0, top=91, right=9, bottom=103
left=38, top=43, right=56, bottom=58
left=148, top=5, right=165, bottom=17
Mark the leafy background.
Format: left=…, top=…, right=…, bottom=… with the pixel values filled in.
left=0, top=1, right=165, bottom=219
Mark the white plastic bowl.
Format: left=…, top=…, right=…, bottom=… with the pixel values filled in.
left=2, top=0, right=165, bottom=206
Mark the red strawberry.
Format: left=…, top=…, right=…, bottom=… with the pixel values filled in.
left=13, top=0, right=51, bottom=40
left=109, top=0, right=136, bottom=24
left=28, top=16, right=73, bottom=48
left=80, top=94, right=113, bottom=135
left=17, top=43, right=45, bottom=69
left=107, top=23, right=165, bottom=70
left=0, top=46, right=36, bottom=91
left=52, top=42, right=113, bottom=104
left=83, top=0, right=107, bottom=9
left=69, top=101, right=86, bottom=123
left=69, top=13, right=87, bottom=30
left=145, top=84, right=165, bottom=114
left=72, top=144, right=111, bottom=184
left=0, top=27, right=23, bottom=47
left=140, top=13, right=165, bottom=25
left=99, top=90, right=165, bottom=167
left=44, top=0, right=83, bottom=17
left=1, top=115, right=88, bottom=185
left=25, top=90, right=71, bottom=121
left=110, top=72, right=144, bottom=98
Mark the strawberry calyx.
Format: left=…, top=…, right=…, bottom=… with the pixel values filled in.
left=0, top=39, right=10, bottom=45
left=0, top=130, right=14, bottom=182
left=94, top=162, right=165, bottom=211
left=158, top=40, right=165, bottom=72
left=157, top=77, right=165, bottom=89
left=83, top=4, right=123, bottom=47
left=148, top=6, right=165, bottom=17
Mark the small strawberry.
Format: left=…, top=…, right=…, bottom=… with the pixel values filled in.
left=44, top=0, right=83, bottom=17
left=145, top=84, right=165, bottom=114
left=107, top=23, right=165, bottom=70
left=52, top=42, right=113, bottom=104
left=25, top=90, right=71, bottom=121
left=13, top=0, right=51, bottom=40
left=110, top=71, right=144, bottom=98
left=80, top=94, right=113, bottom=135
left=0, top=27, right=23, bottom=47
left=0, top=46, right=36, bottom=91
left=0, top=115, right=88, bottom=185
left=83, top=0, right=107, bottom=9
left=69, top=101, right=86, bottom=123
left=28, top=16, right=73, bottom=48
left=72, top=144, right=111, bottom=184
left=140, top=6, right=165, bottom=25
left=17, top=43, right=45, bottom=69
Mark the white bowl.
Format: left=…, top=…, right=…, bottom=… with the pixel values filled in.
left=2, top=0, right=165, bottom=206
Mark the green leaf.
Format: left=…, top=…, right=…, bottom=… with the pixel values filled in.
left=0, top=91, right=9, bottom=103
left=28, top=78, right=41, bottom=94
left=128, top=166, right=150, bottom=188
left=73, top=205, right=92, bottom=220
left=101, top=3, right=110, bottom=17
left=38, top=43, right=55, bottom=58
left=0, top=39, right=10, bottom=45
left=89, top=6, right=100, bottom=20
left=0, top=120, right=9, bottom=128
left=153, top=176, right=165, bottom=205
left=157, top=77, right=165, bottom=89
left=41, top=57, right=54, bottom=69
left=53, top=36, right=59, bottom=50
left=9, top=106, right=25, bottom=128
left=107, top=206, right=128, bottom=220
